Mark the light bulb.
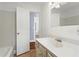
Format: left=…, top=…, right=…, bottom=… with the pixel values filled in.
left=49, top=2, right=52, bottom=6
left=55, top=4, right=60, bottom=8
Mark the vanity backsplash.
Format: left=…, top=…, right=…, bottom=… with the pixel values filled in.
left=50, top=25, right=79, bottom=45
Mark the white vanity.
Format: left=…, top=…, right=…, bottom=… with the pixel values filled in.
left=36, top=37, right=79, bottom=57
left=36, top=26, right=79, bottom=57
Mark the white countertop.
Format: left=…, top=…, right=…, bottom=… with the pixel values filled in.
left=36, top=37, right=79, bottom=57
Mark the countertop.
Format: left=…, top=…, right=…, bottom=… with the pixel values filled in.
left=36, top=37, right=79, bottom=57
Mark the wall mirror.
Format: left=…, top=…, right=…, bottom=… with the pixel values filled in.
left=51, top=2, right=79, bottom=26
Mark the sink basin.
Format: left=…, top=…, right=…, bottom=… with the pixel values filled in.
left=51, top=38, right=63, bottom=48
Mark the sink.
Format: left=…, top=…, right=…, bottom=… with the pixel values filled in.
left=51, top=38, right=63, bottom=48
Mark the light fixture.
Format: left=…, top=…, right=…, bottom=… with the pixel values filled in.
left=54, top=2, right=60, bottom=8
left=49, top=2, right=52, bottom=6
left=49, top=2, right=67, bottom=9
left=55, top=4, right=60, bottom=8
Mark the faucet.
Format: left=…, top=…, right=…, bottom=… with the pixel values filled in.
left=55, top=39, right=62, bottom=42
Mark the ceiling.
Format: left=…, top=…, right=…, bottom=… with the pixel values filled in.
left=1, top=2, right=79, bottom=13
left=0, top=2, right=45, bottom=12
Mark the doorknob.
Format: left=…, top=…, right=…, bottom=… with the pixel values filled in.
left=17, top=33, right=20, bottom=35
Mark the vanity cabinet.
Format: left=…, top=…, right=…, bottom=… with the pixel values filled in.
left=36, top=41, right=56, bottom=57
left=46, top=50, right=57, bottom=57
left=36, top=41, right=47, bottom=57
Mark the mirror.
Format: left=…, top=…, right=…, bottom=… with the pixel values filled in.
left=51, top=2, right=79, bottom=26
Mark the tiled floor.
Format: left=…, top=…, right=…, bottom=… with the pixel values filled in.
left=18, top=49, right=36, bottom=57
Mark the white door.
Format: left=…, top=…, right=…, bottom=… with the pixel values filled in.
left=16, top=7, right=30, bottom=55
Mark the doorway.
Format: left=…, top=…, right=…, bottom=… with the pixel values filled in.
left=30, top=12, right=39, bottom=49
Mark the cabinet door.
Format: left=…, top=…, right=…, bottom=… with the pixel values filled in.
left=47, top=51, right=57, bottom=57
left=36, top=42, right=47, bottom=57
left=47, top=52, right=52, bottom=57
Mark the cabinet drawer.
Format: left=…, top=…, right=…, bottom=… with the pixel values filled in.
left=36, top=41, right=57, bottom=57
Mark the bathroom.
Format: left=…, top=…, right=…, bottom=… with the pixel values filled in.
left=0, top=2, right=79, bottom=57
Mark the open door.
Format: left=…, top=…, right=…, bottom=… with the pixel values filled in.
left=16, top=7, right=30, bottom=55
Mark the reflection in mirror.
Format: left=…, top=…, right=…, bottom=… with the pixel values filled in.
left=51, top=2, right=79, bottom=26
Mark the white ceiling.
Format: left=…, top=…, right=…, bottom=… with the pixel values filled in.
left=1, top=2, right=79, bottom=13
left=0, top=2, right=45, bottom=12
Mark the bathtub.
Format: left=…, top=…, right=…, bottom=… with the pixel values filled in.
left=0, top=46, right=14, bottom=57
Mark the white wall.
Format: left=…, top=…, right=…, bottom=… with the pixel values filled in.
left=39, top=3, right=51, bottom=37
left=19, top=3, right=41, bottom=13
left=0, top=10, right=15, bottom=47
left=39, top=3, right=60, bottom=37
